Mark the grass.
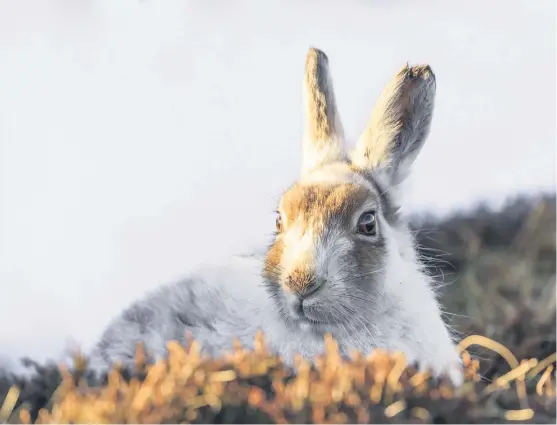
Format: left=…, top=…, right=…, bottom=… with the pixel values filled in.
left=1, top=193, right=555, bottom=424
left=414, top=194, right=556, bottom=381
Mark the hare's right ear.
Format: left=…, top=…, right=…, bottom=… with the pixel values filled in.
left=301, top=48, right=345, bottom=176
left=351, top=64, right=436, bottom=186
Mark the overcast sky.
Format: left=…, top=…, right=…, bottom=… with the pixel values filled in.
left=0, top=0, right=555, bottom=369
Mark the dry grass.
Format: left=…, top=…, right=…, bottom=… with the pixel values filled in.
left=1, top=194, right=555, bottom=424
left=414, top=194, right=556, bottom=380
left=0, top=333, right=555, bottom=424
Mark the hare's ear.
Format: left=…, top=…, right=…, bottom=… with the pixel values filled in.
left=351, top=64, right=436, bottom=185
left=301, top=48, right=345, bottom=176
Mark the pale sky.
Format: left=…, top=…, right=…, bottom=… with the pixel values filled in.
left=0, top=0, right=555, bottom=369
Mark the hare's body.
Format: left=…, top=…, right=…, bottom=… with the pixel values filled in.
left=90, top=215, right=458, bottom=377
left=90, top=48, right=463, bottom=383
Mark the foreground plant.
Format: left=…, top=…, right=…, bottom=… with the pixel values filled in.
left=1, top=332, right=555, bottom=424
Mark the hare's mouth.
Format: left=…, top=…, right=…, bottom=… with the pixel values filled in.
left=299, top=316, right=325, bottom=325
left=294, top=314, right=330, bottom=332
left=297, top=319, right=327, bottom=333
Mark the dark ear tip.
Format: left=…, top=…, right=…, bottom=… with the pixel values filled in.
left=307, top=47, right=329, bottom=66
left=407, top=64, right=435, bottom=81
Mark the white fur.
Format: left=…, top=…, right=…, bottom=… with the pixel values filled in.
left=89, top=48, right=463, bottom=385
left=301, top=138, right=344, bottom=177
left=379, top=219, right=462, bottom=383
left=300, top=162, right=373, bottom=191
left=88, top=171, right=462, bottom=384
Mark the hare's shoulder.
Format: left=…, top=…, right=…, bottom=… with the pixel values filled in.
left=89, top=255, right=267, bottom=369
left=188, top=254, right=268, bottom=301
left=133, top=254, right=268, bottom=327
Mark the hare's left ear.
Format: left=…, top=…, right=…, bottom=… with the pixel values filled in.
left=351, top=64, right=436, bottom=186
left=301, top=48, right=346, bottom=176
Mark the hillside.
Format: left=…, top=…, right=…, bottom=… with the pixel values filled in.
left=415, top=194, right=556, bottom=380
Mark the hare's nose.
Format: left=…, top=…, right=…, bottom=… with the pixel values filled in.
left=300, top=279, right=323, bottom=298
left=285, top=279, right=325, bottom=317
left=286, top=271, right=324, bottom=297
left=287, top=297, right=304, bottom=318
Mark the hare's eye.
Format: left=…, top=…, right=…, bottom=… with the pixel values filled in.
left=357, top=211, right=376, bottom=236
left=275, top=214, right=283, bottom=233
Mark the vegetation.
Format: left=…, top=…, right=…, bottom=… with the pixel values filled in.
left=1, top=194, right=555, bottom=424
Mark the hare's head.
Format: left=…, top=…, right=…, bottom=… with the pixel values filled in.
left=263, top=48, right=436, bottom=337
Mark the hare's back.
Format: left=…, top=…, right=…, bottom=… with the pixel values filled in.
left=89, top=254, right=267, bottom=370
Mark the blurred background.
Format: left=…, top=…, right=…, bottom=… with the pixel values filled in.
left=0, top=0, right=555, bottom=371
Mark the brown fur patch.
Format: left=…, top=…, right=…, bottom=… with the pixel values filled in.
left=286, top=268, right=316, bottom=293
left=265, top=182, right=377, bottom=294
left=264, top=238, right=284, bottom=283
left=280, top=183, right=370, bottom=232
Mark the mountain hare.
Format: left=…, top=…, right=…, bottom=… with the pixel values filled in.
left=89, top=48, right=463, bottom=384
